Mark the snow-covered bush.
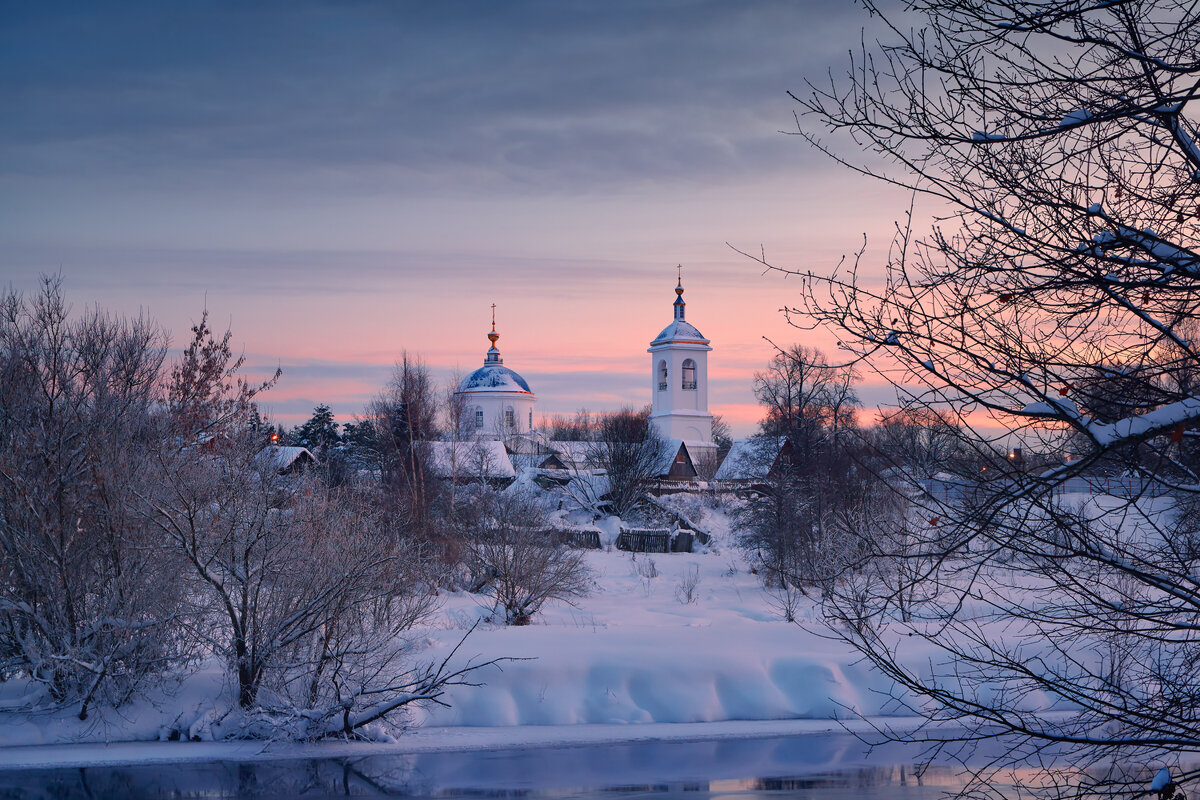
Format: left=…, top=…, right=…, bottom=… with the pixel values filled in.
left=460, top=487, right=591, bottom=625
left=143, top=317, right=450, bottom=737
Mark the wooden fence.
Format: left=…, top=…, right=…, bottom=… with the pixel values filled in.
left=616, top=527, right=693, bottom=553
left=548, top=529, right=602, bottom=550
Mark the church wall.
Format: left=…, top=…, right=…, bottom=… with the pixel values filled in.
left=461, top=392, right=536, bottom=438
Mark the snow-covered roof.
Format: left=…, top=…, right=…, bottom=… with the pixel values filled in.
left=421, top=440, right=516, bottom=480
left=511, top=452, right=567, bottom=471
left=650, top=319, right=709, bottom=346
left=456, top=363, right=533, bottom=395
left=548, top=439, right=695, bottom=477
left=566, top=472, right=611, bottom=506
left=257, top=445, right=318, bottom=473
left=714, top=436, right=787, bottom=481
left=550, top=440, right=595, bottom=469
left=506, top=431, right=552, bottom=454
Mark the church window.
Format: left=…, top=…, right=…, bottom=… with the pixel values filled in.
left=657, top=360, right=668, bottom=391
left=529, top=409, right=533, bottom=429
left=505, top=407, right=515, bottom=428
left=682, top=359, right=697, bottom=390
left=474, top=409, right=483, bottom=428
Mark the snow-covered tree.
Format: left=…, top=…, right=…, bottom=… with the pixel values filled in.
left=750, top=1, right=1200, bottom=795
left=146, top=323, right=458, bottom=731
left=0, top=277, right=183, bottom=718
left=589, top=407, right=671, bottom=518
left=461, top=487, right=590, bottom=626
left=739, top=347, right=875, bottom=590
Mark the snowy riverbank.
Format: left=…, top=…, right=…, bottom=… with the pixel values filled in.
left=409, top=548, right=900, bottom=727
left=0, top=544, right=942, bottom=761
left=0, top=717, right=937, bottom=770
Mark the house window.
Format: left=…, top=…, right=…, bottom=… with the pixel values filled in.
left=682, top=359, right=696, bottom=390
left=474, top=409, right=484, bottom=428
left=505, top=407, right=515, bottom=428
left=658, top=360, right=668, bottom=391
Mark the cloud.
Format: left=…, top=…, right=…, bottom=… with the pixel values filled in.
left=1, top=0, right=905, bottom=441
left=1, top=0, right=856, bottom=195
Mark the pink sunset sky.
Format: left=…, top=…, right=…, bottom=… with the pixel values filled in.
left=1, top=2, right=912, bottom=436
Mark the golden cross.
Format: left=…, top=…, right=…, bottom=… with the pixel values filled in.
left=491, top=303, right=496, bottom=329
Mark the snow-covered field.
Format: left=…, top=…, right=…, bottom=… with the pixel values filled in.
left=7, top=488, right=1160, bottom=767
left=0, top=534, right=930, bottom=766
left=409, top=547, right=897, bottom=728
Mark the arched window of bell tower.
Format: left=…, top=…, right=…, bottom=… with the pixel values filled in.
left=681, top=359, right=696, bottom=390
left=658, top=360, right=668, bottom=391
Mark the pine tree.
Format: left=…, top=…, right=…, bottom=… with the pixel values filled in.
left=294, top=404, right=340, bottom=454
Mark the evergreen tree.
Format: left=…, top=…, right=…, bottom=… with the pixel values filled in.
left=336, top=419, right=383, bottom=475
left=294, top=404, right=340, bottom=453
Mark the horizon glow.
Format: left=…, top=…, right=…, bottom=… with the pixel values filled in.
left=0, top=2, right=913, bottom=437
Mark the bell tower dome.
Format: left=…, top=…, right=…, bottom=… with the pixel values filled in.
left=648, top=267, right=713, bottom=447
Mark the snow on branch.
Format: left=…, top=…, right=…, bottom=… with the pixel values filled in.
left=1083, top=395, right=1200, bottom=447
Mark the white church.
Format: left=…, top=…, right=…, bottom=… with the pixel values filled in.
left=450, top=273, right=717, bottom=478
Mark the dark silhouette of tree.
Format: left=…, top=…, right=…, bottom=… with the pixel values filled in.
left=741, top=2, right=1200, bottom=796
left=294, top=404, right=340, bottom=454
left=589, top=406, right=670, bottom=518
left=365, top=353, right=441, bottom=537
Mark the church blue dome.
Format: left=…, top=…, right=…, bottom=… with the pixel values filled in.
left=457, top=363, right=533, bottom=394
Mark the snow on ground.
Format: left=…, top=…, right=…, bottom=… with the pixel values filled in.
left=1, top=478, right=1176, bottom=771
left=0, top=658, right=234, bottom=749
left=0, top=543, right=924, bottom=757
left=408, top=548, right=900, bottom=728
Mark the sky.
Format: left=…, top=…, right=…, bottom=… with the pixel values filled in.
left=0, top=0, right=910, bottom=435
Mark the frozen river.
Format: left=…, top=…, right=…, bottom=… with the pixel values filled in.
left=0, top=732, right=1033, bottom=799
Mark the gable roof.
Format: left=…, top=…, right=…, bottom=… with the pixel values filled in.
left=549, top=440, right=595, bottom=470
left=651, top=439, right=697, bottom=480
left=510, top=451, right=568, bottom=471
left=715, top=436, right=789, bottom=481
left=257, top=445, right=318, bottom=473
left=547, top=439, right=697, bottom=479
left=420, top=440, right=516, bottom=480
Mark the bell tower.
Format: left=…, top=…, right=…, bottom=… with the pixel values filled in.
left=648, top=267, right=713, bottom=445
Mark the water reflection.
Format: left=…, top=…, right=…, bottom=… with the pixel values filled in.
left=0, top=734, right=1026, bottom=799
